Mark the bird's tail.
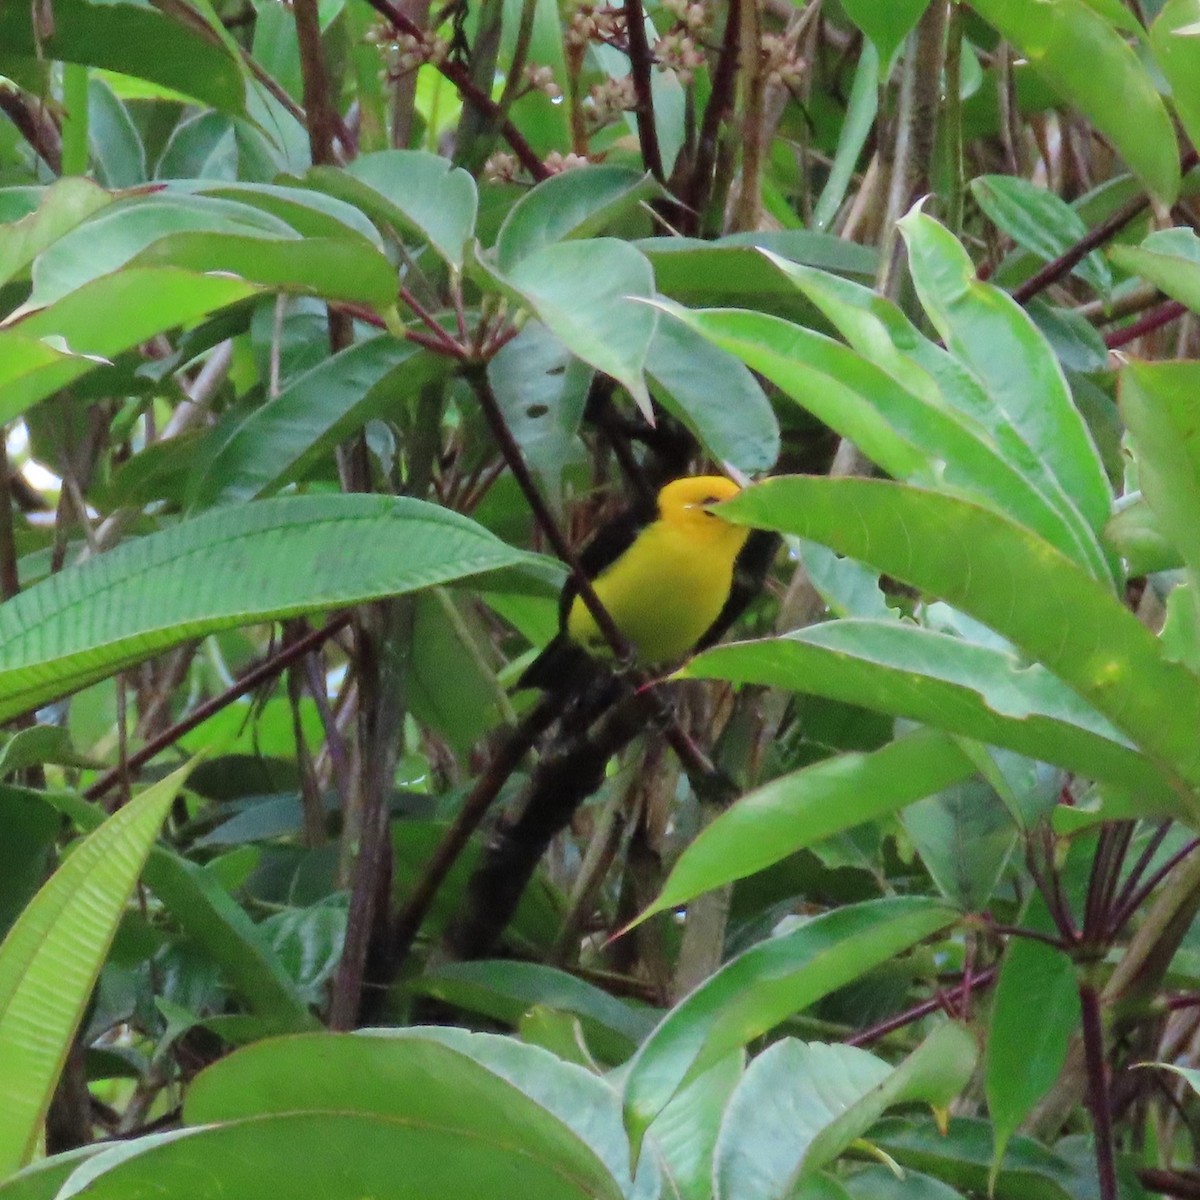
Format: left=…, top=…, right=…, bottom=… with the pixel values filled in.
left=515, top=633, right=597, bottom=692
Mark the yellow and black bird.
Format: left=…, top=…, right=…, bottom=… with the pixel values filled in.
left=517, top=475, right=773, bottom=692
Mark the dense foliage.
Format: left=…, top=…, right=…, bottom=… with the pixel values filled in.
left=3, top=0, right=1200, bottom=1198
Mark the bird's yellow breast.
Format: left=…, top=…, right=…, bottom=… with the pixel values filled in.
left=565, top=512, right=750, bottom=664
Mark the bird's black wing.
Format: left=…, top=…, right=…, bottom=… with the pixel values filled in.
left=693, top=529, right=781, bottom=652
left=516, top=493, right=656, bottom=692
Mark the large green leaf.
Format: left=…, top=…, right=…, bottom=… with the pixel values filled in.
left=306, top=151, right=478, bottom=270
left=970, top=0, right=1180, bottom=203
left=986, top=941, right=1080, bottom=1177
left=1111, top=228, right=1200, bottom=317
left=640, top=728, right=976, bottom=919
left=364, top=1028, right=659, bottom=1200
left=645, top=317, right=780, bottom=474
left=496, top=166, right=660, bottom=271
left=0, top=177, right=114, bottom=288
left=646, top=1054, right=744, bottom=1200
left=841, top=0, right=930, bottom=69
left=720, top=478, right=1200, bottom=809
left=713, top=1024, right=976, bottom=1200
left=188, top=336, right=448, bottom=508
left=19, top=786, right=317, bottom=1032
left=0, top=495, right=529, bottom=721
left=415, top=960, right=654, bottom=1064
left=1120, top=360, right=1200, bottom=577
left=1152, top=0, right=1200, bottom=159
left=0, top=269, right=260, bottom=422
left=17, top=193, right=291, bottom=312
left=777, top=259, right=1108, bottom=579
left=0, top=0, right=248, bottom=116
left=0, top=764, right=192, bottom=1174
left=660, top=296, right=1103, bottom=573
left=53, top=1112, right=619, bottom=1200
left=183, top=1033, right=623, bottom=1200
left=683, top=622, right=1172, bottom=800
left=899, top=209, right=1113, bottom=549
left=481, top=238, right=657, bottom=413
left=622, top=897, right=957, bottom=1144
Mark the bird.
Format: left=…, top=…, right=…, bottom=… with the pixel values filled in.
left=516, top=475, right=766, bottom=692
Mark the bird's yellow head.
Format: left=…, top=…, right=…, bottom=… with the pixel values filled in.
left=656, top=475, right=747, bottom=545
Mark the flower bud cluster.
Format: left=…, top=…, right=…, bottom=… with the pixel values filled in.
left=524, top=64, right=563, bottom=100
left=566, top=4, right=627, bottom=50
left=583, top=75, right=638, bottom=128
left=654, top=28, right=706, bottom=84
left=544, top=150, right=590, bottom=173
left=369, top=27, right=451, bottom=77
left=761, top=31, right=805, bottom=89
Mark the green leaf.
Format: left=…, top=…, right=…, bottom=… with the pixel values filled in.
left=0, top=0, right=249, bottom=116
left=899, top=208, right=1113, bottom=550
left=720, top=477, right=1200, bottom=808
left=972, top=175, right=1111, bottom=296
left=54, top=1112, right=619, bottom=1200
left=0, top=494, right=528, bottom=722
left=496, top=166, right=660, bottom=271
left=1150, top=0, right=1200, bottom=162
left=641, top=728, right=976, bottom=920
left=643, top=231, right=877, bottom=311
left=778, top=259, right=1108, bottom=579
left=0, top=269, right=261, bottom=422
left=1120, top=360, right=1200, bottom=576
left=1111, top=227, right=1200, bottom=316
left=841, top=0, right=931, bottom=70
left=873, top=1116, right=1082, bottom=1200
left=364, top=1027, right=659, bottom=1200
left=714, top=1024, right=976, bottom=1199
left=987, top=941, right=1080, bottom=1178
left=0, top=177, right=114, bottom=288
left=183, top=1033, right=624, bottom=1200
left=1105, top=493, right=1183, bottom=575
left=645, top=317, right=780, bottom=474
left=27, top=191, right=286, bottom=280
left=486, top=322, right=591, bottom=498
left=0, top=793, right=58, bottom=942
left=307, top=151, right=478, bottom=270
left=654, top=303, right=924, bottom=482
left=415, top=960, right=654, bottom=1064
left=483, top=239, right=657, bottom=414
left=646, top=1054, right=744, bottom=1200
left=0, top=726, right=95, bottom=778
left=622, top=897, right=958, bottom=1144
left=901, top=779, right=1017, bottom=910
left=129, top=231, right=398, bottom=309
left=19, top=786, right=317, bottom=1032
left=188, top=336, right=448, bottom=508
left=969, top=0, right=1180, bottom=203
left=813, top=42, right=880, bottom=230
left=0, top=763, right=193, bottom=1174
left=683, top=621, right=1172, bottom=800
left=0, top=1147, right=106, bottom=1200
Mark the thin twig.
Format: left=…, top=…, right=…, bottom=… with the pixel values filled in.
left=846, top=966, right=998, bottom=1047
left=386, top=694, right=559, bottom=975
left=1013, top=146, right=1199, bottom=307
left=1110, top=838, right=1200, bottom=936
left=83, top=616, right=353, bottom=803
left=1105, top=301, right=1189, bottom=350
